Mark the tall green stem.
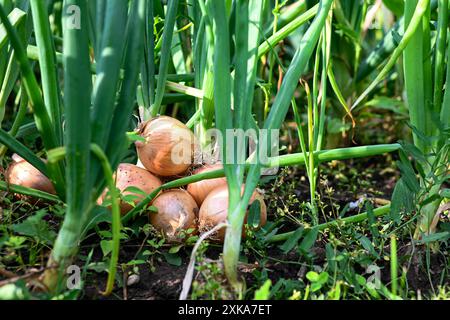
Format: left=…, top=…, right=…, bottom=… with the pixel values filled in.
left=150, top=0, right=179, bottom=117
left=403, top=0, right=444, bottom=236
left=42, top=0, right=93, bottom=292
left=30, top=0, right=63, bottom=145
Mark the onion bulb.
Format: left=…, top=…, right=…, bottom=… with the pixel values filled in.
left=198, top=185, right=267, bottom=242
left=136, top=116, right=197, bottom=177
left=5, top=154, right=56, bottom=203
left=187, top=164, right=227, bottom=206
left=149, top=189, right=198, bottom=242
left=98, top=163, right=162, bottom=214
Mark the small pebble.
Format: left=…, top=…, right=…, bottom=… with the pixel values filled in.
left=127, top=274, right=140, bottom=286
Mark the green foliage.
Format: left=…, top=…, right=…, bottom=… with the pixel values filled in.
left=279, top=227, right=304, bottom=254
left=0, top=0, right=448, bottom=301
left=254, top=279, right=272, bottom=300
left=11, top=209, right=56, bottom=245
left=0, top=282, right=30, bottom=300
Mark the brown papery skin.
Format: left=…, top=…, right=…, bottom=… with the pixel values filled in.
left=198, top=185, right=267, bottom=243
left=136, top=116, right=197, bottom=177
left=5, top=154, right=56, bottom=204
left=149, top=189, right=198, bottom=242
left=98, top=163, right=162, bottom=215
left=187, top=164, right=227, bottom=206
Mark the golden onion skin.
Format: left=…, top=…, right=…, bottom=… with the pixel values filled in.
left=5, top=154, right=56, bottom=204
left=186, top=164, right=227, bottom=206
left=98, top=163, right=162, bottom=214
left=198, top=185, right=267, bottom=242
left=149, top=189, right=198, bottom=242
left=136, top=116, right=197, bottom=177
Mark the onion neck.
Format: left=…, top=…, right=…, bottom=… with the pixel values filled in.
left=222, top=200, right=247, bottom=298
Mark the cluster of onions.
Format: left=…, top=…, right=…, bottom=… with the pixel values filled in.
left=4, top=154, right=56, bottom=205
left=98, top=116, right=201, bottom=242
left=133, top=116, right=267, bottom=242
left=5, top=116, right=268, bottom=243
left=186, top=164, right=267, bottom=242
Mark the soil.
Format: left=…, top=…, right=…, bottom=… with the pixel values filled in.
left=83, top=257, right=189, bottom=300
left=82, top=241, right=448, bottom=300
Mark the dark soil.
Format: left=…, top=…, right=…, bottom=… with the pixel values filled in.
left=83, top=259, right=188, bottom=300
left=81, top=241, right=448, bottom=300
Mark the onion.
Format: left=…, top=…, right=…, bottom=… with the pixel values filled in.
left=198, top=185, right=267, bottom=242
left=136, top=116, right=197, bottom=177
left=98, top=163, right=162, bottom=214
left=5, top=154, right=56, bottom=204
left=149, top=189, right=198, bottom=242
left=187, top=163, right=227, bottom=206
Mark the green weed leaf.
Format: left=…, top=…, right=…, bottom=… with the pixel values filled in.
left=254, top=280, right=272, bottom=300
left=12, top=210, right=56, bottom=245
left=299, top=227, right=318, bottom=254
left=162, top=252, right=182, bottom=266
left=279, top=227, right=303, bottom=254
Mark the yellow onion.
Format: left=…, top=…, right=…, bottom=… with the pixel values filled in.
left=5, top=154, right=56, bottom=204
left=98, top=163, right=162, bottom=214
left=136, top=116, right=196, bottom=177
left=149, top=189, right=198, bottom=242
left=198, top=185, right=267, bottom=242
left=187, top=163, right=227, bottom=206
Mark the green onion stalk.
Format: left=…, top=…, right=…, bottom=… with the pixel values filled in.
left=404, top=0, right=448, bottom=237
left=42, top=0, right=146, bottom=293
left=0, top=7, right=26, bottom=126
left=208, top=0, right=244, bottom=293
left=352, top=0, right=447, bottom=237
left=0, top=3, right=66, bottom=198
left=40, top=0, right=94, bottom=292
left=209, top=0, right=334, bottom=295
left=0, top=0, right=144, bottom=293
left=148, top=0, right=179, bottom=118
left=192, top=0, right=215, bottom=149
